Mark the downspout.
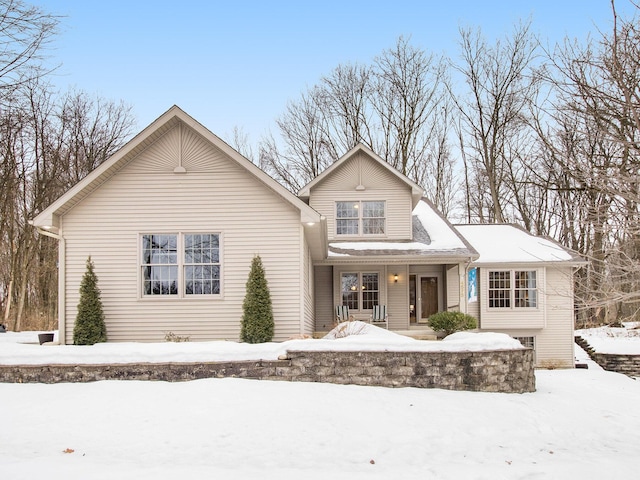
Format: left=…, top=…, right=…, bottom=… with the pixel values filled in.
left=34, top=226, right=66, bottom=345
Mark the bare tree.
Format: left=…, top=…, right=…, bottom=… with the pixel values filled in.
left=0, top=80, right=135, bottom=331
left=0, top=0, right=59, bottom=97
left=534, top=0, right=640, bottom=324
left=320, top=62, right=374, bottom=153
left=228, top=125, right=255, bottom=162
left=260, top=87, right=337, bottom=192
left=371, top=37, right=448, bottom=182
left=260, top=36, right=455, bottom=208
left=453, top=21, right=540, bottom=223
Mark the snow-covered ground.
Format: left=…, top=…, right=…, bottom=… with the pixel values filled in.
left=576, top=322, right=640, bottom=354
left=0, top=322, right=522, bottom=365
left=0, top=325, right=639, bottom=479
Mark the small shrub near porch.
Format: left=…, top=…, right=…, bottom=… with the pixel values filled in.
left=428, top=311, right=477, bottom=337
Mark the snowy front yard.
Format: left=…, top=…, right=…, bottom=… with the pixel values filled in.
left=0, top=325, right=639, bottom=479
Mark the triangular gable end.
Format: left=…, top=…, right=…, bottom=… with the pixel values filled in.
left=298, top=144, right=424, bottom=207
left=32, top=105, right=323, bottom=232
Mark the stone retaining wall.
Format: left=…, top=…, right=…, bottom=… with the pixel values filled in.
left=575, top=335, right=640, bottom=377
left=0, top=348, right=535, bottom=393
left=591, top=353, right=640, bottom=377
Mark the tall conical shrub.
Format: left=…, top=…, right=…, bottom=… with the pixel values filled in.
left=73, top=256, right=107, bottom=345
left=240, top=255, right=274, bottom=343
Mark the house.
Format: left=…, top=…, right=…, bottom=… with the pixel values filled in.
left=32, top=106, right=584, bottom=367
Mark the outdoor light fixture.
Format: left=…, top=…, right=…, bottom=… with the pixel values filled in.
left=394, top=274, right=399, bottom=283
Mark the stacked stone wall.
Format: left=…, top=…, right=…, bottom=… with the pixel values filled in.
left=575, top=335, right=640, bottom=377
left=0, top=348, right=535, bottom=393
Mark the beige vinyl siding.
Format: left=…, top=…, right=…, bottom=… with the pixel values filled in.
left=302, top=240, right=315, bottom=335
left=534, top=266, right=575, bottom=367
left=309, top=151, right=413, bottom=240
left=387, top=265, right=409, bottom=330
left=313, top=266, right=333, bottom=331
left=474, top=266, right=575, bottom=368
left=478, top=266, right=545, bottom=329
left=446, top=264, right=460, bottom=311
left=61, top=124, right=303, bottom=343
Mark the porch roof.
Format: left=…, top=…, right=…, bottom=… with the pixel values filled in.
left=327, top=199, right=478, bottom=261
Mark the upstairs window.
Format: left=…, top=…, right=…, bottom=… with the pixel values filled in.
left=488, top=270, right=537, bottom=309
left=336, top=202, right=359, bottom=235
left=362, top=201, right=385, bottom=234
left=336, top=201, right=385, bottom=236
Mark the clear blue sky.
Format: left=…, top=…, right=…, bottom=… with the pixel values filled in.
left=35, top=0, right=636, bottom=143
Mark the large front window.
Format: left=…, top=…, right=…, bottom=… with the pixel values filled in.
left=336, top=201, right=385, bottom=235
left=142, top=233, right=220, bottom=297
left=340, top=272, right=379, bottom=311
left=488, top=270, right=537, bottom=308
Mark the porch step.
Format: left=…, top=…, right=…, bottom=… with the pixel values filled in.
left=312, top=330, right=438, bottom=341
left=395, top=330, right=438, bottom=340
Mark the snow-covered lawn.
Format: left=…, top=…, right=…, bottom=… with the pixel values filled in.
left=0, top=325, right=639, bottom=479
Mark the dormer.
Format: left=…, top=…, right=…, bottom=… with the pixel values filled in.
left=298, top=144, right=424, bottom=241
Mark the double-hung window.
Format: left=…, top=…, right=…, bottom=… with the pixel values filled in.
left=142, top=233, right=220, bottom=297
left=488, top=270, right=537, bottom=308
left=340, top=272, right=379, bottom=311
left=336, top=201, right=385, bottom=236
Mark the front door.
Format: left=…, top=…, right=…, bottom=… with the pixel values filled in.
left=420, top=276, right=439, bottom=323
left=410, top=274, right=440, bottom=324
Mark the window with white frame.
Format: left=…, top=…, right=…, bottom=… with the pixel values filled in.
left=513, top=336, right=535, bottom=349
left=340, top=272, right=379, bottom=311
left=336, top=201, right=385, bottom=235
left=514, top=271, right=537, bottom=307
left=142, top=233, right=220, bottom=297
left=362, top=201, right=385, bottom=234
left=336, top=202, right=359, bottom=235
left=513, top=336, right=536, bottom=362
left=488, top=270, right=537, bottom=308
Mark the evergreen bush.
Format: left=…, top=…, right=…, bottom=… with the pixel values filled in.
left=427, top=311, right=477, bottom=336
left=240, top=255, right=274, bottom=343
left=73, top=256, right=107, bottom=345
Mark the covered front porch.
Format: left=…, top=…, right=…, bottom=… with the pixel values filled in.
left=312, top=262, right=468, bottom=337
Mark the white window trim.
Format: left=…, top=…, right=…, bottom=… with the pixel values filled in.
left=335, top=200, right=386, bottom=237
left=139, top=232, right=223, bottom=300
left=339, top=271, right=380, bottom=312
left=487, top=269, right=538, bottom=310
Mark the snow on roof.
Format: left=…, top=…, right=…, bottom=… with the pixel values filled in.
left=412, top=200, right=469, bottom=250
left=328, top=199, right=474, bottom=258
left=455, top=224, right=579, bottom=264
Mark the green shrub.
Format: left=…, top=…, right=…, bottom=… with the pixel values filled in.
left=427, top=311, right=477, bottom=336
left=240, top=255, right=274, bottom=343
left=73, top=256, right=107, bottom=345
